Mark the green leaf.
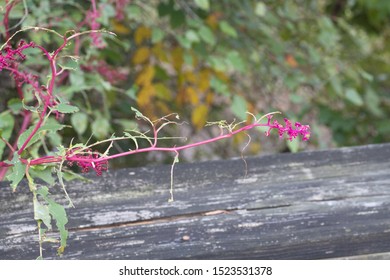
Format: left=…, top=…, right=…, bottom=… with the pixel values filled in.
left=58, top=57, right=79, bottom=72
left=219, top=21, right=237, bottom=38
left=127, top=4, right=142, bottom=19
left=198, top=25, right=216, bottom=46
left=227, top=51, right=245, bottom=72
left=210, top=77, right=230, bottom=96
left=6, top=153, right=25, bottom=191
left=17, top=121, right=67, bottom=150
left=286, top=138, right=299, bottom=153
left=69, top=70, right=85, bottom=88
left=152, top=28, right=165, bottom=43
left=170, top=9, right=186, bottom=28
left=71, top=112, right=88, bottom=135
left=157, top=0, right=174, bottom=17
left=54, top=103, right=79, bottom=114
left=91, top=117, right=110, bottom=139
left=48, top=200, right=68, bottom=251
left=255, top=2, right=267, bottom=17
left=33, top=197, right=52, bottom=230
left=364, top=87, right=383, bottom=117
left=125, top=85, right=138, bottom=100
left=0, top=112, right=14, bottom=160
left=345, top=88, right=363, bottom=106
left=36, top=186, right=69, bottom=254
left=22, top=98, right=40, bottom=112
left=185, top=30, right=200, bottom=42
left=231, top=95, right=248, bottom=120
left=176, top=35, right=192, bottom=49
left=131, top=107, right=146, bottom=119
left=30, top=166, right=55, bottom=186
left=7, top=98, right=23, bottom=114
left=194, top=0, right=210, bottom=11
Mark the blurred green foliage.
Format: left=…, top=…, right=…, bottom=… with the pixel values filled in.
left=1, top=0, right=389, bottom=167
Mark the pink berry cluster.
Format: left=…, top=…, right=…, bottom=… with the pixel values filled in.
left=67, top=149, right=108, bottom=176
left=265, top=115, right=310, bottom=141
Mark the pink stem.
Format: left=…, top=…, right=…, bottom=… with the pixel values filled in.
left=67, top=123, right=265, bottom=164
left=17, top=40, right=68, bottom=155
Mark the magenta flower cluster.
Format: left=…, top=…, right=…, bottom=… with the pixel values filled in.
left=265, top=115, right=310, bottom=141
left=66, top=149, right=108, bottom=176
left=0, top=41, right=35, bottom=74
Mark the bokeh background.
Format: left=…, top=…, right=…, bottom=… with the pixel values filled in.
left=1, top=0, right=389, bottom=169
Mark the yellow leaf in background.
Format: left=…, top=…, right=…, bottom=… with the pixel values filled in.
left=206, top=13, right=221, bottom=29
left=249, top=142, right=262, bottom=154
left=178, top=72, right=189, bottom=88
left=186, top=87, right=199, bottom=105
left=285, top=54, right=298, bottom=68
left=198, top=69, right=210, bottom=91
left=111, top=19, right=131, bottom=35
left=233, top=131, right=245, bottom=145
left=135, top=65, right=155, bottom=86
left=155, top=101, right=171, bottom=116
left=152, top=43, right=168, bottom=62
left=183, top=71, right=196, bottom=83
left=134, top=26, right=151, bottom=45
left=132, top=47, right=150, bottom=64
left=171, top=47, right=184, bottom=71
left=155, top=83, right=172, bottom=100
left=214, top=70, right=229, bottom=82
left=137, top=84, right=155, bottom=107
left=205, top=91, right=214, bottom=105
left=176, top=87, right=186, bottom=106
left=191, top=104, right=209, bottom=130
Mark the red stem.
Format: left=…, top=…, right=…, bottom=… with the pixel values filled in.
left=66, top=123, right=266, bottom=164
left=17, top=40, right=68, bottom=155
left=3, top=0, right=16, bottom=40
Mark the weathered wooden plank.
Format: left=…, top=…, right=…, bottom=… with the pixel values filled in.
left=0, top=143, right=390, bottom=259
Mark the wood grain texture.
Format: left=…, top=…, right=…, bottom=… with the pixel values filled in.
left=1, top=143, right=389, bottom=259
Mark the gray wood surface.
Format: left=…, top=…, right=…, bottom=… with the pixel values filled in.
left=1, top=143, right=390, bottom=259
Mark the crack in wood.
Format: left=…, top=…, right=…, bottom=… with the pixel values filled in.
left=68, top=209, right=237, bottom=233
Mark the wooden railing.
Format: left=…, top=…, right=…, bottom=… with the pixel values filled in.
left=1, top=143, right=390, bottom=259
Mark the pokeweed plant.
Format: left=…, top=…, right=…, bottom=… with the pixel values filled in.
left=0, top=3, right=310, bottom=258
